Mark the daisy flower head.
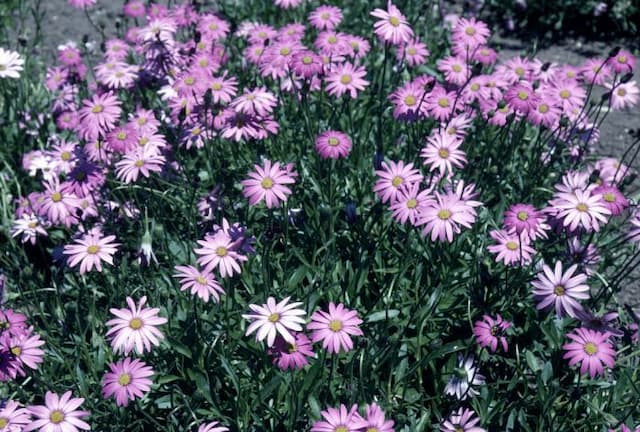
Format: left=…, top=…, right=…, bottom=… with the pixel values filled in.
left=173, top=265, right=225, bottom=303
left=274, top=0, right=303, bottom=8
left=11, top=214, right=49, bottom=245
left=373, top=160, right=423, bottom=204
left=398, top=38, right=430, bottom=67
left=268, top=332, right=315, bottom=370
left=418, top=192, right=478, bottom=243
left=503, top=203, right=550, bottom=240
left=425, top=85, right=458, bottom=121
left=607, top=49, right=636, bottom=74
left=241, top=159, right=296, bottom=209
left=325, top=62, right=370, bottom=99
left=563, top=328, right=616, bottom=378
left=311, top=404, right=362, bottom=432
left=0, top=400, right=31, bottom=431
left=487, top=229, right=535, bottom=266
left=593, top=184, right=629, bottom=216
left=230, top=86, right=278, bottom=117
left=473, top=314, right=512, bottom=352
left=105, top=296, right=167, bottom=355
left=102, top=358, right=153, bottom=407
left=63, top=232, right=120, bottom=274
left=452, top=17, right=490, bottom=51
left=26, top=391, right=90, bottom=432
left=531, top=261, right=589, bottom=318
left=445, top=354, right=485, bottom=400
left=605, top=80, right=639, bottom=111
left=553, top=188, right=611, bottom=232
left=115, top=147, right=166, bottom=184
left=0, top=47, right=24, bottom=79
left=198, top=422, right=229, bottom=432
left=0, top=308, right=28, bottom=337
left=315, top=130, right=352, bottom=159
left=352, top=403, right=395, bottom=432
left=242, top=297, right=306, bottom=347
left=194, top=230, right=248, bottom=278
left=389, top=182, right=434, bottom=226
left=370, top=1, right=414, bottom=46
left=77, top=92, right=122, bottom=141
left=389, top=80, right=427, bottom=121
left=440, top=407, right=486, bottom=432
left=308, top=5, right=343, bottom=30
left=420, top=130, right=467, bottom=175
left=307, top=302, right=363, bottom=354
left=438, top=56, right=470, bottom=86
left=4, top=328, right=45, bottom=376
left=505, top=82, right=539, bottom=114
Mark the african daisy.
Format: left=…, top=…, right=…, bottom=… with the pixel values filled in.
left=421, top=130, right=467, bottom=175
left=173, top=265, right=225, bottom=303
left=531, top=261, right=589, bottom=318
left=373, top=160, right=423, bottom=204
left=418, top=192, right=478, bottom=243
left=0, top=400, right=31, bottom=431
left=352, top=403, right=395, bottom=432
left=487, top=229, right=535, bottom=266
left=473, top=314, right=512, bottom=353
left=105, top=296, right=167, bottom=355
left=307, top=302, right=363, bottom=354
left=268, top=333, right=315, bottom=371
left=102, top=358, right=154, bottom=407
left=311, top=404, right=362, bottom=432
left=308, top=5, right=343, bottom=30
left=563, top=328, right=616, bottom=378
left=241, top=159, right=297, bottom=209
left=0, top=47, right=24, bottom=79
left=370, top=1, right=414, bottom=46
left=242, top=297, right=307, bottom=347
left=77, top=92, right=122, bottom=141
left=25, top=391, right=90, bottom=432
left=440, top=407, right=486, bottom=432
left=315, top=130, right=352, bottom=159
left=194, top=230, right=248, bottom=278
left=63, top=232, right=119, bottom=274
left=325, top=62, right=369, bottom=98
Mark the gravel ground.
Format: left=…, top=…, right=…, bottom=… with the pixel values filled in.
left=31, top=1, right=640, bottom=309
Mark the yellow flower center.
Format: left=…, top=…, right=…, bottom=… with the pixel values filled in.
left=199, top=59, right=209, bottom=67
left=268, top=313, right=280, bottom=323
left=254, top=47, right=263, bottom=55
left=129, top=318, right=143, bottom=330
left=406, top=198, right=418, bottom=209
left=517, top=90, right=529, bottom=100
left=258, top=31, right=266, bottom=38
left=603, top=192, right=616, bottom=202
left=584, top=341, right=598, bottom=356
left=117, top=131, right=127, bottom=140
left=454, top=427, right=464, bottom=432
left=438, top=148, right=450, bottom=159
left=617, top=88, right=627, bottom=97
left=559, top=89, right=570, bottom=99
left=261, top=177, right=274, bottom=189
left=340, top=74, right=352, bottom=85
left=335, top=427, right=348, bottom=432
left=567, top=71, right=575, bottom=78
left=407, top=47, right=416, bottom=55
left=208, top=23, right=218, bottom=30
left=389, top=16, right=401, bottom=27
left=617, top=55, right=627, bottom=64
left=211, top=82, right=222, bottom=91
left=216, top=246, right=228, bottom=257
left=465, top=26, right=476, bottom=36
left=321, top=12, right=330, bottom=19
left=134, top=160, right=145, bottom=168
left=184, top=77, right=195, bottom=85
left=391, top=176, right=403, bottom=187
left=288, top=343, right=298, bottom=353
left=87, top=245, right=100, bottom=254
left=452, top=64, right=462, bottom=72
left=61, top=151, right=71, bottom=161
left=327, top=35, right=338, bottom=44
left=280, top=47, right=291, bottom=56
left=196, top=276, right=207, bottom=285
left=51, top=192, right=62, bottom=203
left=138, top=137, right=149, bottom=146
left=554, top=285, right=565, bottom=296
left=0, top=418, right=8, bottom=428
left=515, top=66, right=525, bottom=77
left=302, top=56, right=313, bottom=65
left=506, top=241, right=518, bottom=251
left=470, top=83, right=480, bottom=91
left=438, top=97, right=449, bottom=108
left=576, top=203, right=588, bottom=212
left=438, top=209, right=452, bottom=220
left=329, top=319, right=343, bottom=332
left=517, top=211, right=529, bottom=221
left=49, top=410, right=65, bottom=424
left=0, top=65, right=6, bottom=71
left=118, top=372, right=132, bottom=386
left=404, top=95, right=417, bottom=106
left=28, top=221, right=38, bottom=229
left=11, top=346, right=21, bottom=356
left=328, top=137, right=340, bottom=146
left=92, top=104, right=104, bottom=114
left=538, top=104, right=549, bottom=113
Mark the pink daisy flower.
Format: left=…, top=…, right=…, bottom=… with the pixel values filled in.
left=389, top=182, right=434, bottom=226
left=579, top=58, right=612, bottom=86
left=487, top=229, right=535, bottom=266
left=311, top=404, right=362, bottom=432
left=11, top=214, right=49, bottom=245
left=198, top=422, right=229, bottom=432
left=389, top=80, right=427, bottom=120
left=105, top=296, right=167, bottom=355
left=452, top=17, right=490, bottom=51
left=473, top=46, right=498, bottom=65
left=241, top=160, right=297, bottom=209
left=607, top=49, right=636, bottom=74
left=115, top=148, right=166, bottom=184
left=307, top=302, right=363, bottom=354
left=291, top=51, right=324, bottom=79
left=605, top=81, right=640, bottom=111
left=370, top=1, right=414, bottom=46
left=563, top=328, right=616, bottom=378
left=505, top=82, right=539, bottom=114
left=315, top=130, right=352, bottom=159
left=0, top=400, right=31, bottom=431
left=268, top=333, right=315, bottom=370
left=173, top=265, right=225, bottom=303
left=438, top=56, right=470, bottom=86
left=593, top=184, right=629, bottom=216
left=308, top=5, right=343, bottom=30
left=38, top=180, right=81, bottom=227
left=230, top=87, right=278, bottom=117
left=102, top=358, right=154, bottom=407
left=352, top=403, right=395, bottom=432
left=194, top=230, right=248, bottom=278
left=528, top=98, right=562, bottom=128
left=503, top=203, right=550, bottom=240
left=77, top=92, right=122, bottom=141
left=473, top=314, right=512, bottom=352
left=547, top=80, right=586, bottom=113
left=0, top=309, right=28, bottom=337
left=531, top=261, right=589, bottom=318
left=4, top=329, right=45, bottom=375
left=25, top=391, right=90, bottom=432
left=425, top=86, right=457, bottom=121
left=325, top=62, right=370, bottom=98
left=418, top=192, right=478, bottom=243
left=398, top=39, right=430, bottom=67
left=208, top=75, right=238, bottom=104
left=63, top=232, right=120, bottom=274
left=420, top=130, right=467, bottom=175
left=373, top=160, right=423, bottom=204
left=242, top=297, right=306, bottom=347
left=440, top=407, right=486, bottom=432
left=553, top=189, right=611, bottom=232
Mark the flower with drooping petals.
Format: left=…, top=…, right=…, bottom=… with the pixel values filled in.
left=268, top=333, right=315, bottom=370
left=105, top=296, right=167, bottom=355
left=531, top=261, right=589, bottom=318
left=473, top=314, right=512, bottom=352
left=307, top=302, right=363, bottom=354
left=241, top=160, right=296, bottom=209
left=173, top=265, right=225, bottom=303
left=440, top=407, right=486, bottom=432
left=63, top=232, right=120, bottom=274
left=102, top=357, right=153, bottom=407
left=311, top=404, right=362, bottom=432
left=370, top=1, right=414, bottom=46
left=242, top=297, right=306, bottom=347
left=563, top=328, right=616, bottom=378
left=445, top=354, right=485, bottom=400
left=25, top=391, right=90, bottom=432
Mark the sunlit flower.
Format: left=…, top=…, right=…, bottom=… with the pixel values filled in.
left=106, top=296, right=167, bottom=355
left=563, top=328, right=616, bottom=378
left=102, top=358, right=154, bottom=407
left=63, top=232, right=120, bottom=274
left=243, top=297, right=306, bottom=347
left=25, top=391, right=90, bottom=432
left=0, top=47, right=24, bottom=79
left=531, top=261, right=589, bottom=318
left=307, top=302, right=363, bottom=354
left=370, top=1, right=414, bottom=46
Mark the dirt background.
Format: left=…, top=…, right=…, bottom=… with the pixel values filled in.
left=20, top=1, right=640, bottom=308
